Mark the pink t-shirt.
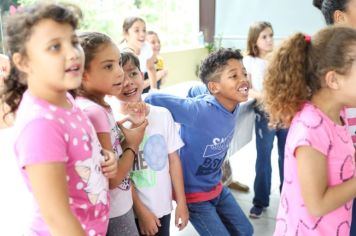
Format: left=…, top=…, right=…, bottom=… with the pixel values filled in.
left=274, top=102, right=355, bottom=236
left=14, top=92, right=109, bottom=236
left=76, top=97, right=133, bottom=218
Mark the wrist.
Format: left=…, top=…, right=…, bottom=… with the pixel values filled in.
left=123, top=147, right=137, bottom=157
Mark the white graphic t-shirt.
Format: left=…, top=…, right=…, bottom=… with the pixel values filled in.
left=131, top=105, right=184, bottom=218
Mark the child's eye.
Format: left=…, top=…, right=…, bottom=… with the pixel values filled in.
left=104, top=64, right=113, bottom=70
left=49, top=43, right=61, bottom=51
left=72, top=39, right=80, bottom=47
left=129, top=71, right=138, bottom=78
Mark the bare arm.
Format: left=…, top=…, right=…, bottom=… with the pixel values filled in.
left=297, top=146, right=356, bottom=217
left=97, top=132, right=134, bottom=189
left=146, top=56, right=158, bottom=89
left=169, top=151, right=189, bottom=230
left=26, top=163, right=85, bottom=236
left=132, top=185, right=161, bottom=235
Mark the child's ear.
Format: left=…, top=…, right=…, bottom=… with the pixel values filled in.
left=82, top=71, right=90, bottom=82
left=325, top=71, right=340, bottom=90
left=334, top=10, right=346, bottom=24
left=12, top=52, right=30, bottom=74
left=207, top=81, right=220, bottom=94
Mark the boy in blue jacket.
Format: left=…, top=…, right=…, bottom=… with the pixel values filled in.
left=145, top=48, right=253, bottom=235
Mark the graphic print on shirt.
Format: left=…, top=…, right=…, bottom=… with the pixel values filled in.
left=196, top=130, right=234, bottom=176
left=111, top=123, right=130, bottom=191
left=131, top=133, right=168, bottom=188
left=75, top=136, right=108, bottom=205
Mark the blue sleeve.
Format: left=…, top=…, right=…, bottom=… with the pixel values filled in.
left=187, top=84, right=209, bottom=98
left=145, top=93, right=197, bottom=125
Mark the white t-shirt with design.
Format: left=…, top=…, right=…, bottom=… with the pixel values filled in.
left=76, top=97, right=133, bottom=218
left=131, top=105, right=184, bottom=218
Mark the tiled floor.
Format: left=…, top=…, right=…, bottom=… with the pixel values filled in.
left=171, top=134, right=281, bottom=236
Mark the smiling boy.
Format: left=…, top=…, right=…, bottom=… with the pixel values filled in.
left=145, top=48, right=253, bottom=235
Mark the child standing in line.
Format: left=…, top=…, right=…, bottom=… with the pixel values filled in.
left=312, top=1, right=356, bottom=234
left=75, top=32, right=147, bottom=236
left=244, top=21, right=288, bottom=219
left=107, top=51, right=189, bottom=236
left=146, top=31, right=168, bottom=89
left=120, top=17, right=158, bottom=93
left=2, top=3, right=118, bottom=235
left=145, top=48, right=253, bottom=235
left=264, top=26, right=356, bottom=236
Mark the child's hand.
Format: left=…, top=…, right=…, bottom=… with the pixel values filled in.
left=101, top=149, right=118, bottom=178
left=137, top=209, right=161, bottom=235
left=175, top=203, right=189, bottom=231
left=117, top=119, right=148, bottom=151
left=118, top=102, right=148, bottom=126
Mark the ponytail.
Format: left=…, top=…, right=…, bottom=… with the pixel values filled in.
left=264, top=26, right=356, bottom=128
left=263, top=33, right=310, bottom=128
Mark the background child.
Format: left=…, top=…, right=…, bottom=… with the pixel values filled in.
left=2, top=3, right=118, bottom=235
left=107, top=51, right=189, bottom=236
left=313, top=1, right=356, bottom=234
left=244, top=21, right=288, bottom=219
left=120, top=16, right=158, bottom=93
left=75, top=31, right=147, bottom=236
left=146, top=31, right=168, bottom=89
left=145, top=48, right=253, bottom=235
left=264, top=26, right=356, bottom=235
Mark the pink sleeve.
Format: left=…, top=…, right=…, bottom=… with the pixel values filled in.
left=15, top=119, right=67, bottom=167
left=82, top=105, right=110, bottom=133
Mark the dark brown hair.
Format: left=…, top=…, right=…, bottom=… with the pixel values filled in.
left=313, top=0, right=351, bottom=25
left=246, top=21, right=273, bottom=57
left=121, top=51, right=141, bottom=71
left=199, top=48, right=243, bottom=85
left=2, top=2, right=82, bottom=116
left=263, top=26, right=356, bottom=128
left=72, top=32, right=114, bottom=107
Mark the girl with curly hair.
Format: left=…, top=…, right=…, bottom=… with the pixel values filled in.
left=265, top=26, right=356, bottom=236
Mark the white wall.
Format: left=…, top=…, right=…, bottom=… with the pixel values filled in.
left=215, top=0, right=326, bottom=49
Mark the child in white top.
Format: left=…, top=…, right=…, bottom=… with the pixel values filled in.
left=75, top=31, right=147, bottom=236
left=120, top=17, right=158, bottom=93
left=107, top=51, right=189, bottom=236
left=1, top=3, right=118, bottom=235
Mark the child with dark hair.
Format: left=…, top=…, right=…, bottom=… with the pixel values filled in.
left=264, top=26, right=356, bottom=236
left=313, top=1, right=356, bottom=234
left=75, top=31, right=147, bottom=236
left=145, top=48, right=253, bottom=235
left=106, top=51, right=189, bottom=236
left=2, top=2, right=118, bottom=235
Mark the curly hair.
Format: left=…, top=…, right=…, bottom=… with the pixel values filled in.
left=246, top=21, right=273, bottom=57
left=199, top=48, right=243, bottom=86
left=2, top=2, right=82, bottom=117
left=264, top=26, right=356, bottom=128
left=313, top=0, right=350, bottom=25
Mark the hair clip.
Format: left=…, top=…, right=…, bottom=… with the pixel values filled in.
left=304, top=35, right=311, bottom=43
